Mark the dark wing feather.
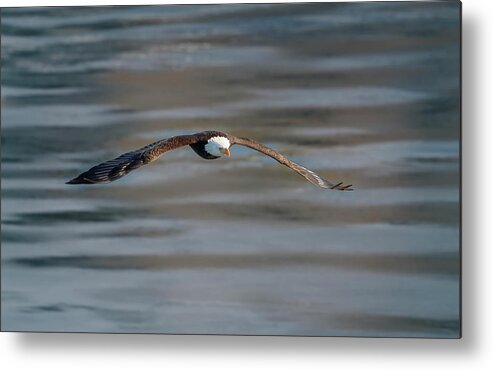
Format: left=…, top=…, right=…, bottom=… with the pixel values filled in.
left=230, top=136, right=353, bottom=191
left=66, top=135, right=198, bottom=184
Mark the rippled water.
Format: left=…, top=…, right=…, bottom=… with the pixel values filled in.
left=1, top=3, right=460, bottom=337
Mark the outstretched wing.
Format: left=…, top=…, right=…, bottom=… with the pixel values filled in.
left=230, top=136, right=353, bottom=191
left=66, top=135, right=198, bottom=184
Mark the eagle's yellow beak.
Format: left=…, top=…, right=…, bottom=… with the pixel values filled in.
left=221, top=148, right=231, bottom=157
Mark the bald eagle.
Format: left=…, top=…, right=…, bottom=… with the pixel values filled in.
left=66, top=131, right=353, bottom=191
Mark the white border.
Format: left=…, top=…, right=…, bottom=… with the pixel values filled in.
left=1, top=0, right=445, bottom=7
left=2, top=0, right=492, bottom=369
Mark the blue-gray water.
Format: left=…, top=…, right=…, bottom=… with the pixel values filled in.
left=1, top=2, right=460, bottom=337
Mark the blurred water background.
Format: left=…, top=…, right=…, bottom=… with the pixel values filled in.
left=1, top=2, right=460, bottom=337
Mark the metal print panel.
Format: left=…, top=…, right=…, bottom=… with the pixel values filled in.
left=0, top=1, right=461, bottom=337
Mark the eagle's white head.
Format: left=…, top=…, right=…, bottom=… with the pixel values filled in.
left=204, top=136, right=231, bottom=157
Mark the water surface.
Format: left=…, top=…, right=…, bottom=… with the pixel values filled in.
left=1, top=2, right=460, bottom=337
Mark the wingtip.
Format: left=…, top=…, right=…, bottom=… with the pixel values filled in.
left=328, top=182, right=354, bottom=191
left=66, top=176, right=90, bottom=184
left=330, top=182, right=343, bottom=189
left=66, top=175, right=109, bottom=185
